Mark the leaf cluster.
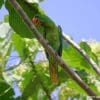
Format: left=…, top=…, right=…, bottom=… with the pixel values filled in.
left=0, top=1, right=100, bottom=100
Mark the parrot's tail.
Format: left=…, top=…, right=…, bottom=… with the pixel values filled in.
left=49, top=60, right=59, bottom=84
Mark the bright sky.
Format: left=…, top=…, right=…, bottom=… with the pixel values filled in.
left=0, top=0, right=100, bottom=42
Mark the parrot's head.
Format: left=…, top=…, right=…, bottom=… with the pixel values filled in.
left=32, top=14, right=56, bottom=28
left=32, top=14, right=44, bottom=26
left=32, top=17, right=42, bottom=26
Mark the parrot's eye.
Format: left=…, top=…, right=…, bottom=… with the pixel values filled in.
left=32, top=17, right=42, bottom=25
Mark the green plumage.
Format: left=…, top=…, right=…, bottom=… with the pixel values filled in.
left=18, top=1, right=63, bottom=83
left=6, top=0, right=62, bottom=84
left=34, top=14, right=63, bottom=84
left=5, top=0, right=45, bottom=38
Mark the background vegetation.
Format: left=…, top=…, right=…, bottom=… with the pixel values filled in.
left=0, top=0, right=100, bottom=100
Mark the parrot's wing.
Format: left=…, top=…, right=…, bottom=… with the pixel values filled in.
left=57, top=25, right=63, bottom=56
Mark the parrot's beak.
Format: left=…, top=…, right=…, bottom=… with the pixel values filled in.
left=32, top=17, right=37, bottom=23
left=32, top=17, right=42, bottom=25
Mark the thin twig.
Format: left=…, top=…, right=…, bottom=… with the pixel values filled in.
left=0, top=87, right=12, bottom=97
left=62, top=33, right=100, bottom=75
left=9, top=0, right=100, bottom=99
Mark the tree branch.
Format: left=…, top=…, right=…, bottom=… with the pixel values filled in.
left=62, top=33, right=100, bottom=75
left=9, top=0, right=100, bottom=99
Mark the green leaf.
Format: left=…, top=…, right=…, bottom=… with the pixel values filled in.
left=89, top=83, right=100, bottom=95
left=80, top=41, right=91, bottom=54
left=34, top=63, right=58, bottom=92
left=80, top=41, right=99, bottom=64
left=12, top=33, right=27, bottom=60
left=88, top=41, right=100, bottom=65
left=4, top=15, right=9, bottom=22
left=0, top=0, right=4, bottom=9
left=59, top=67, right=69, bottom=82
left=5, top=0, right=34, bottom=38
left=67, top=79, right=86, bottom=95
left=75, top=69, right=88, bottom=83
left=0, top=80, right=14, bottom=100
left=20, top=62, right=57, bottom=99
left=62, top=45, right=94, bottom=74
left=59, top=80, right=86, bottom=100
left=21, top=78, right=38, bottom=99
left=21, top=70, right=41, bottom=100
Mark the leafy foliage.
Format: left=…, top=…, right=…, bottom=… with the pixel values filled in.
left=80, top=41, right=99, bottom=65
left=0, top=0, right=4, bottom=9
left=0, top=1, right=100, bottom=100
left=0, top=22, right=14, bottom=100
left=62, top=45, right=94, bottom=74
left=0, top=79, right=14, bottom=100
left=5, top=0, right=34, bottom=38
left=0, top=22, right=13, bottom=70
left=12, top=33, right=27, bottom=60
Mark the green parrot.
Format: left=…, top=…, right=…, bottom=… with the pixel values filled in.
left=5, top=0, right=46, bottom=38
left=32, top=14, right=63, bottom=84
left=6, top=0, right=63, bottom=84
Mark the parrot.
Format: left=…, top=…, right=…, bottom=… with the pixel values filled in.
left=32, top=14, right=63, bottom=84
left=5, top=0, right=46, bottom=38
left=6, top=0, right=63, bottom=84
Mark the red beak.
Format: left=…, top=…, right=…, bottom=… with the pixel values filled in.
left=32, top=17, right=37, bottom=23
left=32, top=17, right=42, bottom=25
